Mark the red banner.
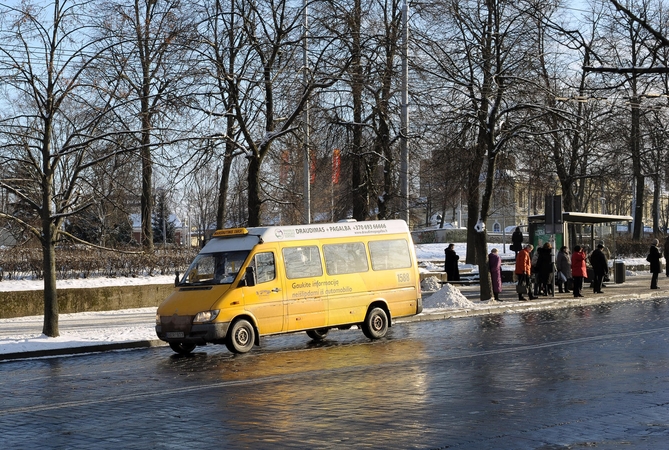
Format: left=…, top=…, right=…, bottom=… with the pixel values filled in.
left=332, top=149, right=341, bottom=184
left=310, top=151, right=316, bottom=185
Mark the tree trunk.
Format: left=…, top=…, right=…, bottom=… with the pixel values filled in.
left=350, top=0, right=367, bottom=221
left=474, top=230, right=491, bottom=300
left=216, top=0, right=236, bottom=230
left=465, top=147, right=485, bottom=265
left=141, top=140, right=154, bottom=250
left=42, top=222, right=59, bottom=337
left=247, top=153, right=262, bottom=227
left=652, top=174, right=660, bottom=234
left=216, top=122, right=235, bottom=229
left=631, top=96, right=643, bottom=240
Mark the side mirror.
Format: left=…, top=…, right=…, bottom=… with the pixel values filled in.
left=175, top=271, right=180, bottom=287
left=241, top=266, right=256, bottom=287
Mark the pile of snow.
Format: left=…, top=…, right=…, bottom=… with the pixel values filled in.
left=421, top=261, right=441, bottom=272
left=423, top=283, right=476, bottom=310
left=421, top=276, right=441, bottom=292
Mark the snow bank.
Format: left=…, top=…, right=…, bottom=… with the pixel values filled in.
left=423, top=283, right=476, bottom=310
left=420, top=276, right=441, bottom=291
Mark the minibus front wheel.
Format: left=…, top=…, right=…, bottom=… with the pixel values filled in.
left=362, top=307, right=389, bottom=339
left=226, top=319, right=256, bottom=353
left=169, top=342, right=196, bottom=355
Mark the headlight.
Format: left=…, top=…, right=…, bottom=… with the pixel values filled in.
left=155, top=313, right=161, bottom=325
left=193, top=310, right=220, bottom=323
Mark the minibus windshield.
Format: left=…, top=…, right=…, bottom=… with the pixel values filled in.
left=180, top=250, right=250, bottom=285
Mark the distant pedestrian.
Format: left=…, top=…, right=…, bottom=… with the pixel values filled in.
left=536, top=242, right=553, bottom=296
left=511, top=227, right=524, bottom=257
left=647, top=239, right=662, bottom=290
left=515, top=244, right=537, bottom=301
left=444, top=243, right=460, bottom=282
left=488, top=248, right=502, bottom=301
left=597, top=240, right=611, bottom=261
left=571, top=245, right=587, bottom=298
left=664, top=237, right=669, bottom=277
left=598, top=240, right=611, bottom=284
left=556, top=246, right=571, bottom=293
left=590, top=244, right=608, bottom=294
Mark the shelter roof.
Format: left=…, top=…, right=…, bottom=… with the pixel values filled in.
left=528, top=212, right=633, bottom=225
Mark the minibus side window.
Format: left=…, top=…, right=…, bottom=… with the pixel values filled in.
left=368, top=239, right=412, bottom=271
left=283, top=246, right=323, bottom=279
left=323, top=242, right=368, bottom=275
left=253, top=252, right=276, bottom=284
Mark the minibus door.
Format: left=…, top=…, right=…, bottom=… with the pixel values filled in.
left=242, top=248, right=285, bottom=335
left=282, top=245, right=327, bottom=332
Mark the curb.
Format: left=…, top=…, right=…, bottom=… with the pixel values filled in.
left=397, top=290, right=665, bottom=323
left=0, top=339, right=167, bottom=362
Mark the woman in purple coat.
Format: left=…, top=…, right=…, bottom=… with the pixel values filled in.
left=488, top=248, right=502, bottom=301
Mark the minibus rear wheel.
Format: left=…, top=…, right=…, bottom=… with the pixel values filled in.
left=362, top=307, right=388, bottom=339
left=169, top=342, right=196, bottom=355
left=306, top=328, right=329, bottom=341
left=226, top=319, right=256, bottom=353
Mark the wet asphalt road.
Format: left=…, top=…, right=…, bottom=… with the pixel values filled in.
left=2, top=298, right=669, bottom=449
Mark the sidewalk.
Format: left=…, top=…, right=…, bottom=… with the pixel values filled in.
left=407, top=272, right=668, bottom=322
left=1, top=273, right=666, bottom=362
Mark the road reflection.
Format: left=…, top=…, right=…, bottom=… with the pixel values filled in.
left=157, top=336, right=431, bottom=447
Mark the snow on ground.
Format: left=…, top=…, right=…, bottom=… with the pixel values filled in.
left=0, top=275, right=176, bottom=292
left=0, top=243, right=656, bottom=356
left=0, top=308, right=157, bottom=355
left=422, top=283, right=477, bottom=310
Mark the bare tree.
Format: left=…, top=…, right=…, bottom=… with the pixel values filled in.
left=0, top=0, right=133, bottom=336
left=414, top=0, right=543, bottom=299
left=96, top=0, right=196, bottom=250
left=584, top=0, right=667, bottom=239
left=216, top=0, right=345, bottom=227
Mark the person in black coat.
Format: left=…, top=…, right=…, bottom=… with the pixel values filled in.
left=511, top=227, right=523, bottom=257
left=590, top=244, right=608, bottom=294
left=647, top=239, right=662, bottom=289
left=444, top=243, right=460, bottom=282
left=536, top=242, right=553, bottom=295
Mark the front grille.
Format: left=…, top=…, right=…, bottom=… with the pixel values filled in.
left=160, top=315, right=194, bottom=333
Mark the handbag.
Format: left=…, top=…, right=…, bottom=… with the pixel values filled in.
left=516, top=279, right=529, bottom=294
left=558, top=271, right=567, bottom=283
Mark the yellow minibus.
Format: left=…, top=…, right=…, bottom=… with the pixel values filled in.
left=155, top=220, right=423, bottom=354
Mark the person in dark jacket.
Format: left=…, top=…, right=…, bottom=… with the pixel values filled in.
left=536, top=242, right=553, bottom=296
left=444, top=243, right=460, bottom=282
left=511, top=227, right=523, bottom=256
left=556, top=246, right=571, bottom=293
left=647, top=239, right=662, bottom=289
left=488, top=248, right=502, bottom=301
left=590, top=244, right=608, bottom=294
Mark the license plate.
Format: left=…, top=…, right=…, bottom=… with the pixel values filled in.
left=166, top=331, right=184, bottom=338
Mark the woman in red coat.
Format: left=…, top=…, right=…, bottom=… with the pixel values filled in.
left=571, top=245, right=587, bottom=298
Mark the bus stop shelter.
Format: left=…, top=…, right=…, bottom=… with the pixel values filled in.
left=528, top=212, right=633, bottom=285
left=528, top=212, right=633, bottom=256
